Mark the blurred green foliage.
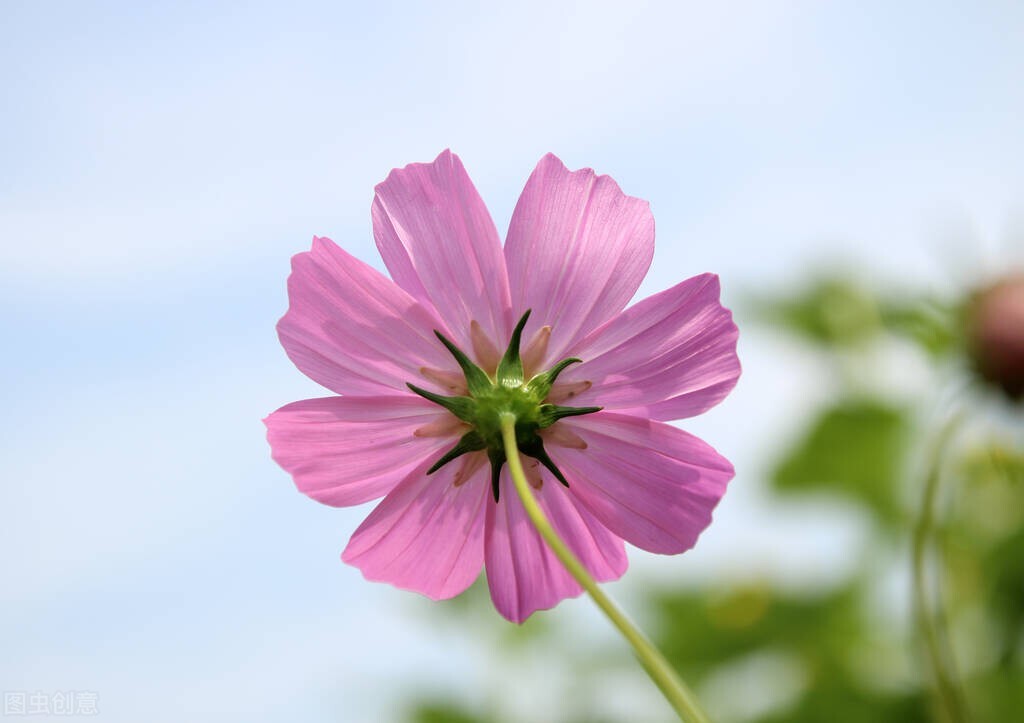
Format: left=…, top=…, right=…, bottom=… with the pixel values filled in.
left=752, top=277, right=961, bottom=357
left=402, top=271, right=1022, bottom=723
left=754, top=278, right=881, bottom=348
left=409, top=703, right=485, bottom=723
left=880, top=299, right=961, bottom=358
left=772, top=399, right=910, bottom=525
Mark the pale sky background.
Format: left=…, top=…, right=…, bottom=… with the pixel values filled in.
left=2, top=1, right=1023, bottom=721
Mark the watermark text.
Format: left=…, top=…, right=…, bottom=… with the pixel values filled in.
left=2, top=691, right=99, bottom=717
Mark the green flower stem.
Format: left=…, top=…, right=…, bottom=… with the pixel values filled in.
left=499, top=412, right=711, bottom=723
left=912, top=413, right=971, bottom=723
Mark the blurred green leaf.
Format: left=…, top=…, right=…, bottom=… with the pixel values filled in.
left=771, top=399, right=910, bottom=523
left=961, top=444, right=1024, bottom=489
left=970, top=665, right=1024, bottom=722
left=879, top=297, right=960, bottom=358
left=405, top=701, right=487, bottom=723
left=650, top=583, right=932, bottom=722
left=752, top=278, right=880, bottom=348
left=983, top=525, right=1024, bottom=665
left=651, top=584, right=862, bottom=675
left=759, top=681, right=929, bottom=723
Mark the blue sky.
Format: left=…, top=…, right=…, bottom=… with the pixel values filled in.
left=2, top=1, right=1022, bottom=721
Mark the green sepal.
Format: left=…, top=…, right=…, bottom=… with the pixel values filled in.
left=434, top=330, right=492, bottom=396
left=406, top=383, right=477, bottom=423
left=526, top=357, right=581, bottom=399
left=520, top=438, right=570, bottom=488
left=496, top=310, right=531, bottom=387
left=488, top=449, right=506, bottom=502
left=427, top=431, right=486, bottom=474
left=538, top=404, right=602, bottom=428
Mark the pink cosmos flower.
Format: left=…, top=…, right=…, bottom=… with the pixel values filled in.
left=265, top=151, right=740, bottom=623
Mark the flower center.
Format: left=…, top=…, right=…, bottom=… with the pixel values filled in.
left=408, top=311, right=600, bottom=501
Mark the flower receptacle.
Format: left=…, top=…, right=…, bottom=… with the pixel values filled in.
left=408, top=311, right=600, bottom=499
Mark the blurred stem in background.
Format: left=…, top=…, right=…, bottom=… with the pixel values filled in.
left=499, top=413, right=711, bottom=723
left=912, top=412, right=971, bottom=723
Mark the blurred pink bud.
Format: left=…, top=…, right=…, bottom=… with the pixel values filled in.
left=968, top=274, right=1024, bottom=401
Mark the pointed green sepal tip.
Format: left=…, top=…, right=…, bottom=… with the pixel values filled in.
left=487, top=449, right=506, bottom=502
left=426, top=431, right=486, bottom=474
left=433, top=330, right=492, bottom=396
left=526, top=356, right=582, bottom=398
left=544, top=357, right=582, bottom=382
left=538, top=404, right=602, bottom=428
left=406, top=383, right=477, bottom=422
left=521, top=438, right=570, bottom=488
left=496, top=310, right=531, bottom=387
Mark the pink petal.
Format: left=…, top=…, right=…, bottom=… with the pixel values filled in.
left=566, top=274, right=740, bottom=421
left=504, top=154, right=655, bottom=361
left=372, top=150, right=512, bottom=351
left=557, top=413, right=734, bottom=555
left=264, top=395, right=455, bottom=507
left=485, top=469, right=627, bottom=623
left=277, top=236, right=454, bottom=395
left=342, top=457, right=490, bottom=601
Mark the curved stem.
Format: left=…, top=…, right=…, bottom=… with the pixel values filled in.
left=912, top=413, right=971, bottom=723
left=499, top=413, right=711, bottom=723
